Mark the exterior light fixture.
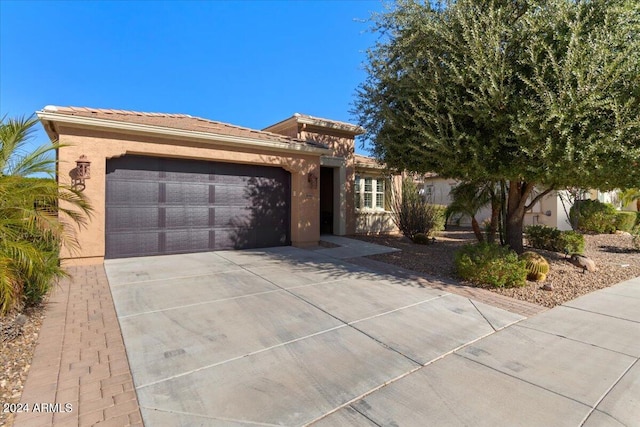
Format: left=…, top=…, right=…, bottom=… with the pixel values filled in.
left=73, top=155, right=91, bottom=191
left=307, top=172, right=318, bottom=189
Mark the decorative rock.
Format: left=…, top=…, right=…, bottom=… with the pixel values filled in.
left=569, top=254, right=598, bottom=272
left=1, top=314, right=26, bottom=342
left=542, top=283, right=554, bottom=291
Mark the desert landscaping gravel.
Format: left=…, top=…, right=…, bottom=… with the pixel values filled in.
left=1, top=305, right=46, bottom=427
left=355, top=228, right=640, bottom=308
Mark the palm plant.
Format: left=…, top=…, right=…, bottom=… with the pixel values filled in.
left=446, top=182, right=494, bottom=243
left=0, top=115, right=92, bottom=314
left=619, top=188, right=640, bottom=212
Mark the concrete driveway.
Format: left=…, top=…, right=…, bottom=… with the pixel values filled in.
left=104, top=246, right=640, bottom=426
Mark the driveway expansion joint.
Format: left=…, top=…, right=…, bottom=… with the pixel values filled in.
left=562, top=304, right=640, bottom=324
left=579, top=358, right=639, bottom=426
left=455, top=352, right=597, bottom=409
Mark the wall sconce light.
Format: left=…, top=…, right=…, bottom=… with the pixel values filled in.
left=544, top=210, right=552, bottom=217
left=72, top=155, right=91, bottom=191
left=307, top=172, right=318, bottom=189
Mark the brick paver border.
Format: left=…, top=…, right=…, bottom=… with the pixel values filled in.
left=14, top=265, right=142, bottom=427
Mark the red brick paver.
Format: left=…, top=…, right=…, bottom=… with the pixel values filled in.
left=14, top=265, right=143, bottom=427
left=348, top=257, right=547, bottom=317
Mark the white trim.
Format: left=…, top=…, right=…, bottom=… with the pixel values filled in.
left=354, top=175, right=388, bottom=212
left=335, top=166, right=346, bottom=235
left=37, top=111, right=332, bottom=155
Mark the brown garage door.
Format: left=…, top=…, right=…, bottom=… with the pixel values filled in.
left=105, top=155, right=290, bottom=259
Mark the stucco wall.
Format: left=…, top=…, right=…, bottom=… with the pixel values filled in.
left=523, top=191, right=573, bottom=231
left=354, top=170, right=401, bottom=235
left=355, top=212, right=397, bottom=234
left=300, top=128, right=356, bottom=234
left=56, top=126, right=322, bottom=265
left=422, top=177, right=492, bottom=226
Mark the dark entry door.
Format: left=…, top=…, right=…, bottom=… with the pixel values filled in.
left=319, top=167, right=334, bottom=234
left=105, top=155, right=290, bottom=259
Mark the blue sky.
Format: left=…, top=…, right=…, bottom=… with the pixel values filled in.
left=0, top=0, right=386, bottom=154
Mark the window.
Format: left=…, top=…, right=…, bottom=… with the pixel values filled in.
left=364, top=177, right=373, bottom=208
left=354, top=175, right=361, bottom=209
left=376, top=180, right=384, bottom=208
left=355, top=175, right=387, bottom=211
left=424, top=184, right=434, bottom=201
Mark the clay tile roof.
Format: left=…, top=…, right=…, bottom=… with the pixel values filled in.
left=354, top=154, right=384, bottom=166
left=46, top=106, right=328, bottom=148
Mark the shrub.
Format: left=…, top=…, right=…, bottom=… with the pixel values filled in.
left=519, top=251, right=550, bottom=282
left=525, top=225, right=585, bottom=254
left=454, top=243, right=527, bottom=288
left=558, top=230, right=586, bottom=255
left=569, top=199, right=617, bottom=233
left=390, top=178, right=445, bottom=239
left=632, top=226, right=640, bottom=251
left=20, top=231, right=64, bottom=307
left=412, top=233, right=431, bottom=244
left=615, top=211, right=637, bottom=232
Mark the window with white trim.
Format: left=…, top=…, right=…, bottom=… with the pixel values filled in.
left=355, top=175, right=387, bottom=211
left=424, top=184, right=434, bottom=201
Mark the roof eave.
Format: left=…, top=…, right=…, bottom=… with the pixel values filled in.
left=355, top=162, right=389, bottom=171
left=36, top=111, right=332, bottom=156
left=263, top=114, right=365, bottom=136
left=296, top=116, right=365, bottom=135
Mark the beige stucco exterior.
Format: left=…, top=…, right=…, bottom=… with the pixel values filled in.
left=51, top=124, right=325, bottom=265
left=40, top=108, right=394, bottom=265
left=264, top=115, right=363, bottom=235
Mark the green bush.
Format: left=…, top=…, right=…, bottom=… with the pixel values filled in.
left=21, top=233, right=64, bottom=307
left=525, top=225, right=585, bottom=254
left=636, top=212, right=640, bottom=227
left=632, top=226, right=640, bottom=251
left=454, top=243, right=527, bottom=288
left=559, top=230, right=586, bottom=254
left=569, top=199, right=617, bottom=233
left=390, top=178, right=445, bottom=239
left=432, top=204, right=447, bottom=234
left=615, top=211, right=637, bottom=232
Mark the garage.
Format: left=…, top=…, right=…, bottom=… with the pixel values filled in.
left=105, top=155, right=290, bottom=259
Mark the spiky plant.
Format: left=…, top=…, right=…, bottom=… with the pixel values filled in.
left=519, top=251, right=550, bottom=282
left=0, top=115, right=92, bottom=314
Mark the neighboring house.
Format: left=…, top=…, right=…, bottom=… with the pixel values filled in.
left=420, top=174, right=625, bottom=231
left=37, top=106, right=399, bottom=265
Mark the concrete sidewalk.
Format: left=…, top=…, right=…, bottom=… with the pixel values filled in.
left=343, top=276, right=640, bottom=426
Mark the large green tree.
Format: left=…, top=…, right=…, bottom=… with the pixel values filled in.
left=355, top=0, right=640, bottom=252
left=0, top=115, right=92, bottom=314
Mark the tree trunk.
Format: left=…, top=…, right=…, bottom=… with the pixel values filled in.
left=499, top=180, right=507, bottom=245
left=471, top=216, right=484, bottom=243
left=506, top=180, right=529, bottom=254
left=637, top=199, right=640, bottom=212
left=487, top=194, right=501, bottom=244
